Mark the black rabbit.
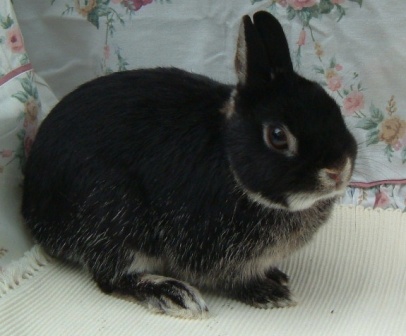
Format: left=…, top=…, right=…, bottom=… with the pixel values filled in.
left=22, top=11, right=357, bottom=318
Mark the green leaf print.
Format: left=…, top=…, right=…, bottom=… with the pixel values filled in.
left=356, top=118, right=377, bottom=130
left=313, top=65, right=325, bottom=75
left=20, top=78, right=35, bottom=97
left=319, top=0, right=334, bottom=14
left=287, top=6, right=296, bottom=20
left=329, top=56, right=337, bottom=69
left=87, top=8, right=100, bottom=28
left=297, top=9, right=313, bottom=26
left=116, top=49, right=129, bottom=71
left=0, top=15, right=14, bottom=29
left=370, top=104, right=384, bottom=123
left=384, top=144, right=394, bottom=162
left=366, top=129, right=380, bottom=146
left=12, top=92, right=29, bottom=103
left=402, top=148, right=406, bottom=164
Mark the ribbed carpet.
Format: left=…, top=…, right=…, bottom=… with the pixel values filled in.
left=1, top=206, right=405, bottom=336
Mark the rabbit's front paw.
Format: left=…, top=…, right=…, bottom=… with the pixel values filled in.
left=234, top=268, right=297, bottom=309
left=137, top=275, right=209, bottom=319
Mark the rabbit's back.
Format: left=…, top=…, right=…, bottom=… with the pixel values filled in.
left=30, top=68, right=232, bottom=164
left=22, top=68, right=233, bottom=256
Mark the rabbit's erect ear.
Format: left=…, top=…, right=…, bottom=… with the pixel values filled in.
left=235, top=12, right=293, bottom=86
left=253, top=11, right=293, bottom=73
left=235, top=15, right=271, bottom=86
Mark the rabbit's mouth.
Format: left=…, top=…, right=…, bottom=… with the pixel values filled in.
left=286, top=157, right=354, bottom=211
left=233, top=157, right=353, bottom=212
left=318, top=157, right=353, bottom=191
left=240, top=186, right=341, bottom=212
left=285, top=189, right=344, bottom=212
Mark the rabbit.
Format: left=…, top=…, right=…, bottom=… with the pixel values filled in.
left=22, top=11, right=357, bottom=319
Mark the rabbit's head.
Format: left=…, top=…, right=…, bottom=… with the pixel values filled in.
left=225, top=12, right=357, bottom=211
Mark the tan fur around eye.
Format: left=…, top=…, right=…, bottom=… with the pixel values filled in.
left=235, top=22, right=247, bottom=84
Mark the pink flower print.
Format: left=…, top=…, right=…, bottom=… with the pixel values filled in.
left=1, top=150, right=13, bottom=158
left=335, top=64, right=343, bottom=71
left=287, top=0, right=318, bottom=10
left=104, top=45, right=110, bottom=60
left=277, top=0, right=288, bottom=7
left=297, top=30, right=306, bottom=46
left=343, top=91, right=365, bottom=115
left=391, top=132, right=406, bottom=151
left=332, top=0, right=345, bottom=4
left=124, top=0, right=153, bottom=11
left=327, top=76, right=342, bottom=92
left=393, top=140, right=403, bottom=151
left=374, top=190, right=390, bottom=208
left=6, top=27, right=25, bottom=53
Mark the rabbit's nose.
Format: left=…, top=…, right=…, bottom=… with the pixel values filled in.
left=325, top=169, right=342, bottom=184
left=323, top=158, right=352, bottom=190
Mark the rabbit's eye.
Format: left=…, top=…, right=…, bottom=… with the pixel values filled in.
left=264, top=125, right=289, bottom=151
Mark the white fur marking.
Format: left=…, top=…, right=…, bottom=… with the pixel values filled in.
left=140, top=275, right=209, bottom=319
left=126, top=253, right=164, bottom=275
left=245, top=189, right=287, bottom=210
left=220, top=89, right=237, bottom=119
left=240, top=254, right=278, bottom=283
left=286, top=192, right=337, bottom=211
left=288, top=157, right=353, bottom=211
left=255, top=298, right=298, bottom=309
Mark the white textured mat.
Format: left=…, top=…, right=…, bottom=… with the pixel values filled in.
left=1, top=206, right=405, bottom=336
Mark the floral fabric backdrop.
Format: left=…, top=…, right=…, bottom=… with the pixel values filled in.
left=1, top=0, right=405, bottom=269
left=0, top=1, right=42, bottom=270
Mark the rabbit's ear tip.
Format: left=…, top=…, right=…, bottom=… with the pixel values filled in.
left=235, top=10, right=293, bottom=87
left=253, top=11, right=294, bottom=73
left=252, top=10, right=278, bottom=22
left=235, top=13, right=270, bottom=86
left=242, top=14, right=254, bottom=26
left=252, top=11, right=285, bottom=34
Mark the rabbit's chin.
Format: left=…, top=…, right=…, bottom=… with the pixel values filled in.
left=285, top=189, right=344, bottom=211
left=231, top=169, right=344, bottom=212
left=243, top=187, right=343, bottom=212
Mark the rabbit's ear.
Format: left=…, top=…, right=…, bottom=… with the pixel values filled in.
left=235, top=15, right=271, bottom=86
left=235, top=12, right=293, bottom=86
left=253, top=11, right=293, bottom=74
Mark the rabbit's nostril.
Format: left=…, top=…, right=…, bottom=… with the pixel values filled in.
left=329, top=173, right=339, bottom=181
left=326, top=170, right=341, bottom=183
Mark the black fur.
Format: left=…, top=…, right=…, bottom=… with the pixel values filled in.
left=22, top=12, right=357, bottom=318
